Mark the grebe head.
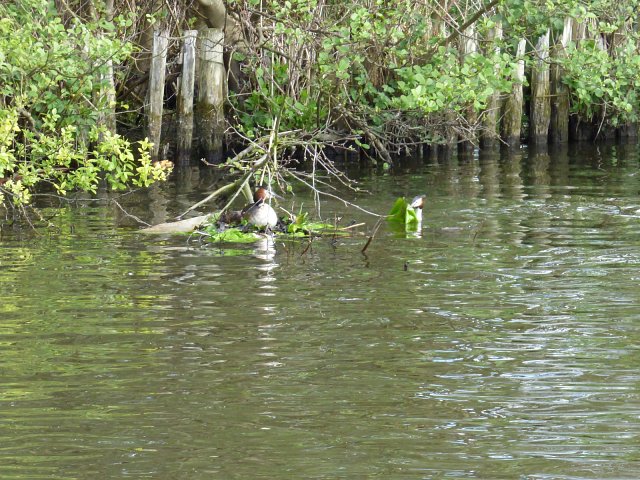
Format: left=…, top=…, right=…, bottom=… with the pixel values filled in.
left=410, top=195, right=424, bottom=222
left=253, top=186, right=282, bottom=203
left=410, top=195, right=424, bottom=209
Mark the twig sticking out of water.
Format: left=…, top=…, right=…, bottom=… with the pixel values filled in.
left=361, top=217, right=384, bottom=254
left=300, top=237, right=313, bottom=256
left=112, top=199, right=151, bottom=226
left=472, top=219, right=485, bottom=245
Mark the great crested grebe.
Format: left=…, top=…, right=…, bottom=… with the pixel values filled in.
left=241, top=186, right=280, bottom=228
left=410, top=195, right=424, bottom=224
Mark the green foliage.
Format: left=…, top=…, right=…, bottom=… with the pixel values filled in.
left=499, top=0, right=576, bottom=37
left=225, top=0, right=640, bottom=148
left=234, top=63, right=327, bottom=138
left=561, top=39, right=640, bottom=126
left=390, top=49, right=514, bottom=115
left=199, top=210, right=339, bottom=244
left=388, top=197, right=420, bottom=231
left=229, top=0, right=517, bottom=145
left=202, top=226, right=262, bottom=243
left=286, top=211, right=336, bottom=236
left=0, top=0, right=169, bottom=211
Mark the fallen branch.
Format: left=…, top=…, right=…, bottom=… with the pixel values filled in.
left=141, top=214, right=211, bottom=234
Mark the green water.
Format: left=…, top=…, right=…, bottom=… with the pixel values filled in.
left=1, top=145, right=639, bottom=479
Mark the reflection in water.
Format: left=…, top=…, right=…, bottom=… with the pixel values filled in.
left=1, top=145, right=639, bottom=479
left=252, top=235, right=277, bottom=264
left=253, top=235, right=279, bottom=296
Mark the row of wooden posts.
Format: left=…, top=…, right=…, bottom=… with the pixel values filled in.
left=471, top=17, right=636, bottom=154
left=146, top=28, right=226, bottom=166
left=146, top=19, right=637, bottom=166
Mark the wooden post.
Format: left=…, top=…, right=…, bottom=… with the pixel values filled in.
left=616, top=24, right=638, bottom=139
left=501, top=39, right=526, bottom=148
left=593, top=30, right=616, bottom=141
left=480, top=23, right=502, bottom=149
left=147, top=29, right=168, bottom=160
left=86, top=1, right=116, bottom=138
left=196, top=28, right=226, bottom=164
left=569, top=20, right=589, bottom=140
left=98, top=58, right=117, bottom=134
left=550, top=18, right=573, bottom=144
left=434, top=20, right=457, bottom=148
left=459, top=24, right=478, bottom=154
left=177, top=30, right=198, bottom=166
left=530, top=30, right=551, bottom=145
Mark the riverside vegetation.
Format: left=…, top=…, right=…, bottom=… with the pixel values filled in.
left=2, top=0, right=640, bottom=224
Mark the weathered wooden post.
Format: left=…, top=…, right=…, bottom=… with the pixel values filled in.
left=501, top=39, right=526, bottom=148
left=430, top=17, right=457, bottom=150
left=459, top=24, right=478, bottom=154
left=530, top=30, right=551, bottom=145
left=97, top=58, right=117, bottom=134
left=569, top=20, right=593, bottom=140
left=480, top=23, right=503, bottom=149
left=147, top=29, right=168, bottom=160
left=177, top=30, right=198, bottom=166
left=550, top=18, right=573, bottom=144
left=196, top=28, right=226, bottom=163
left=615, top=24, right=638, bottom=140
left=87, top=1, right=116, bottom=138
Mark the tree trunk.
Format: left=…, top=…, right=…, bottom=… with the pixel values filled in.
left=196, top=0, right=226, bottom=28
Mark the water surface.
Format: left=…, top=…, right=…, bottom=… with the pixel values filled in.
left=1, top=144, right=639, bottom=479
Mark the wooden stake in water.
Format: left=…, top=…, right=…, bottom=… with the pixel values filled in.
left=459, top=24, right=478, bottom=154
left=196, top=28, right=226, bottom=163
left=501, top=39, right=526, bottom=149
left=480, top=23, right=502, bottom=149
left=148, top=29, right=168, bottom=160
left=177, top=30, right=198, bottom=166
left=550, top=18, right=573, bottom=144
left=530, top=30, right=551, bottom=145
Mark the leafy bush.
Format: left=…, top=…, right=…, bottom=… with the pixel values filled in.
left=561, top=38, right=640, bottom=126
left=0, top=0, right=169, bottom=211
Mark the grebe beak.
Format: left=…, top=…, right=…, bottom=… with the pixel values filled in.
left=264, top=187, right=283, bottom=200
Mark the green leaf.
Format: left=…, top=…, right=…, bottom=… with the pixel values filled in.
left=388, top=197, right=419, bottom=231
left=204, top=227, right=261, bottom=243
